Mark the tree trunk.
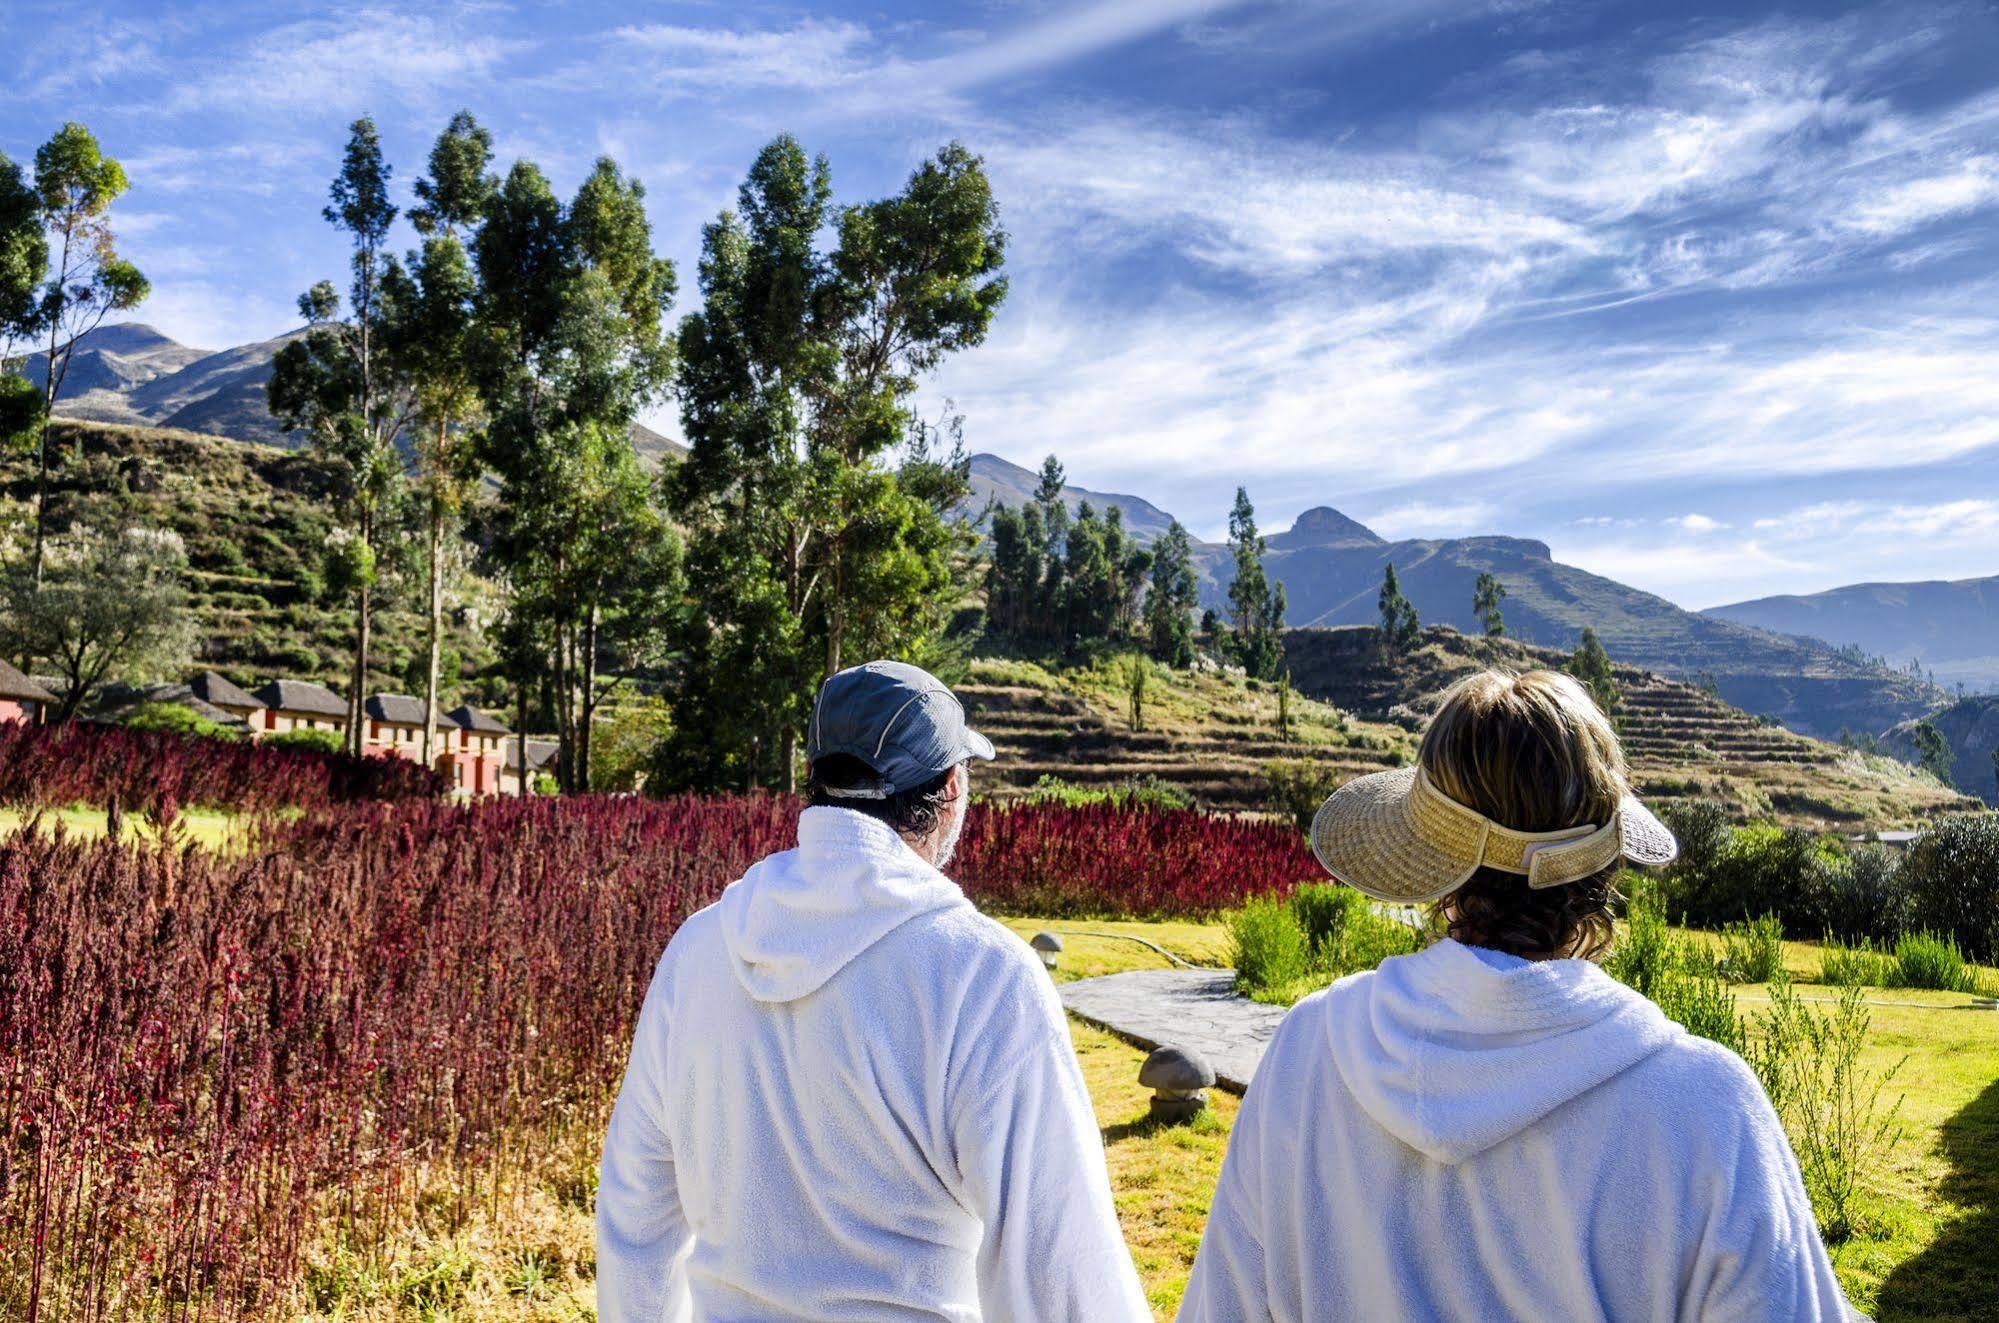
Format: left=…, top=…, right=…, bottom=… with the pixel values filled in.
left=349, top=579, right=371, bottom=758
left=824, top=531, right=843, bottom=681
left=516, top=685, right=530, bottom=798
left=421, top=493, right=443, bottom=769
left=780, top=727, right=798, bottom=795
left=578, top=602, right=599, bottom=793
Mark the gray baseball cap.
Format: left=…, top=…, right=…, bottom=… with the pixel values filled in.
left=807, top=660, right=995, bottom=798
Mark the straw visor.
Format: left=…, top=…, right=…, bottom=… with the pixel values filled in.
left=1310, top=766, right=1679, bottom=904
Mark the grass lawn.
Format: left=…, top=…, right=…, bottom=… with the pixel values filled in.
left=0, top=802, right=250, bottom=851
left=1024, top=910, right=1999, bottom=1322
left=184, top=906, right=1999, bottom=1320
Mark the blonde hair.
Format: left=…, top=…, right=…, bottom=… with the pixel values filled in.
left=1420, top=669, right=1630, bottom=960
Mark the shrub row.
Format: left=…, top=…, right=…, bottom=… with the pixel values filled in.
left=0, top=790, right=1326, bottom=1316
left=0, top=720, right=448, bottom=817
left=1656, top=802, right=1999, bottom=960
left=953, top=800, right=1322, bottom=917
left=0, top=793, right=793, bottom=1320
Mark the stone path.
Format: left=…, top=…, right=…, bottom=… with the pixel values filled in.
left=1059, top=968, right=1287, bottom=1094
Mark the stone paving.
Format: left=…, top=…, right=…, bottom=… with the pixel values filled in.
left=1058, top=968, right=1288, bottom=1094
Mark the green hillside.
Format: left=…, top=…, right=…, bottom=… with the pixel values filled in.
left=963, top=631, right=1977, bottom=829
left=1, top=420, right=501, bottom=702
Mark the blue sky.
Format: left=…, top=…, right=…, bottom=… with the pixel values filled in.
left=4, top=0, right=1997, bottom=609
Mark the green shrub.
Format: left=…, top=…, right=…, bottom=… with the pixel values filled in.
left=1262, top=759, right=1342, bottom=832
left=266, top=728, right=343, bottom=756
left=1289, top=881, right=1365, bottom=959
left=1753, top=982, right=1902, bottom=1242
left=1824, top=845, right=1912, bottom=946
left=1330, top=905, right=1424, bottom=976
left=1887, top=931, right=1978, bottom=993
left=1606, top=877, right=1674, bottom=995
left=1227, top=895, right=1310, bottom=998
left=1818, top=938, right=1894, bottom=988
left=1715, top=914, right=1785, bottom=984
left=1904, top=815, right=1999, bottom=962
left=1655, top=804, right=1841, bottom=935
left=1020, top=774, right=1193, bottom=812
left=119, top=701, right=243, bottom=742
left=1650, top=961, right=1748, bottom=1055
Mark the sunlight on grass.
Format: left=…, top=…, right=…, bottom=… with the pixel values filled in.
left=0, top=803, right=251, bottom=851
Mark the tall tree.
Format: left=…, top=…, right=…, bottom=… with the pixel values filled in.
left=0, top=152, right=45, bottom=457
left=1145, top=519, right=1199, bottom=667
left=1227, top=487, right=1285, bottom=678
left=1377, top=563, right=1420, bottom=658
left=1566, top=626, right=1621, bottom=723
left=269, top=117, right=411, bottom=754
left=1912, top=720, right=1954, bottom=787
left=814, top=141, right=1006, bottom=677
left=0, top=151, right=46, bottom=368
left=664, top=136, right=1004, bottom=792
left=26, top=124, right=147, bottom=586
left=1473, top=571, right=1507, bottom=637
left=471, top=150, right=677, bottom=791
left=385, top=111, right=494, bottom=767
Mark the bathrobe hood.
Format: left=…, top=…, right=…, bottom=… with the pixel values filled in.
left=717, top=805, right=968, bottom=1003
left=1325, top=938, right=1683, bottom=1164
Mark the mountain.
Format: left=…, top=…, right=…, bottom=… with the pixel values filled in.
left=18, top=322, right=688, bottom=464
left=970, top=461, right=1945, bottom=739
left=966, top=452, right=1182, bottom=541
left=1883, top=695, right=1999, bottom=806
left=1706, top=577, right=1999, bottom=691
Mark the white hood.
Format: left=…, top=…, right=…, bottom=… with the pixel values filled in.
left=1324, top=938, right=1682, bottom=1164
left=716, top=805, right=968, bottom=1003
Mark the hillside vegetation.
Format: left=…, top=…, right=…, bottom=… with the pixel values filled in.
left=966, top=630, right=1976, bottom=829
left=0, top=420, right=499, bottom=700
left=1885, top=695, right=1999, bottom=806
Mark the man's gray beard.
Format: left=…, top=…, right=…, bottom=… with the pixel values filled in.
left=934, top=805, right=966, bottom=869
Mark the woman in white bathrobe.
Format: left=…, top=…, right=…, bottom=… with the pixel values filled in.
left=1179, top=668, right=1853, bottom=1323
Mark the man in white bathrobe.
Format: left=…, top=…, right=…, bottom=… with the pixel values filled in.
left=597, top=660, right=1149, bottom=1322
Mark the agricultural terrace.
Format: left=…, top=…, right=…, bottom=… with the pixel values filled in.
left=3, top=729, right=1997, bottom=1321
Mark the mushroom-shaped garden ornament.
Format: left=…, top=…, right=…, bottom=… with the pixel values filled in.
left=1029, top=931, right=1063, bottom=971
left=1139, top=1044, right=1216, bottom=1122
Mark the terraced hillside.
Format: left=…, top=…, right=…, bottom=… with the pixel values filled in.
left=0, top=420, right=501, bottom=701
left=1286, top=626, right=1979, bottom=827
left=959, top=656, right=1414, bottom=812
left=964, top=632, right=1978, bottom=828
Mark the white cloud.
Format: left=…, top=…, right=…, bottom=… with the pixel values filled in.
left=168, top=10, right=522, bottom=114
left=1667, top=513, right=1727, bottom=532
left=1841, top=157, right=1999, bottom=236
left=1365, top=499, right=1500, bottom=538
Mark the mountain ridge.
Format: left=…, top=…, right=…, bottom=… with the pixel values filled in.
left=965, top=453, right=1944, bottom=739
left=1707, top=575, right=1999, bottom=691
left=15, top=322, right=688, bottom=463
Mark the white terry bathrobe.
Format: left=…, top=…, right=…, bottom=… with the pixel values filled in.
left=1179, top=938, right=1851, bottom=1323
left=596, top=805, right=1149, bottom=1323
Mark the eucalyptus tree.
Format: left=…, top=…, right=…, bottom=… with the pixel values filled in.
left=24, top=124, right=147, bottom=586
left=0, top=152, right=44, bottom=455
left=1227, top=487, right=1285, bottom=678
left=1377, top=562, right=1419, bottom=658
left=1145, top=519, right=1199, bottom=667
left=268, top=116, right=412, bottom=753
left=384, top=111, right=494, bottom=765
left=661, top=136, right=1008, bottom=793
left=1474, top=571, right=1507, bottom=637
left=472, top=154, right=678, bottom=790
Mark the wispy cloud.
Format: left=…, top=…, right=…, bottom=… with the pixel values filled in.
left=167, top=9, right=523, bottom=114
